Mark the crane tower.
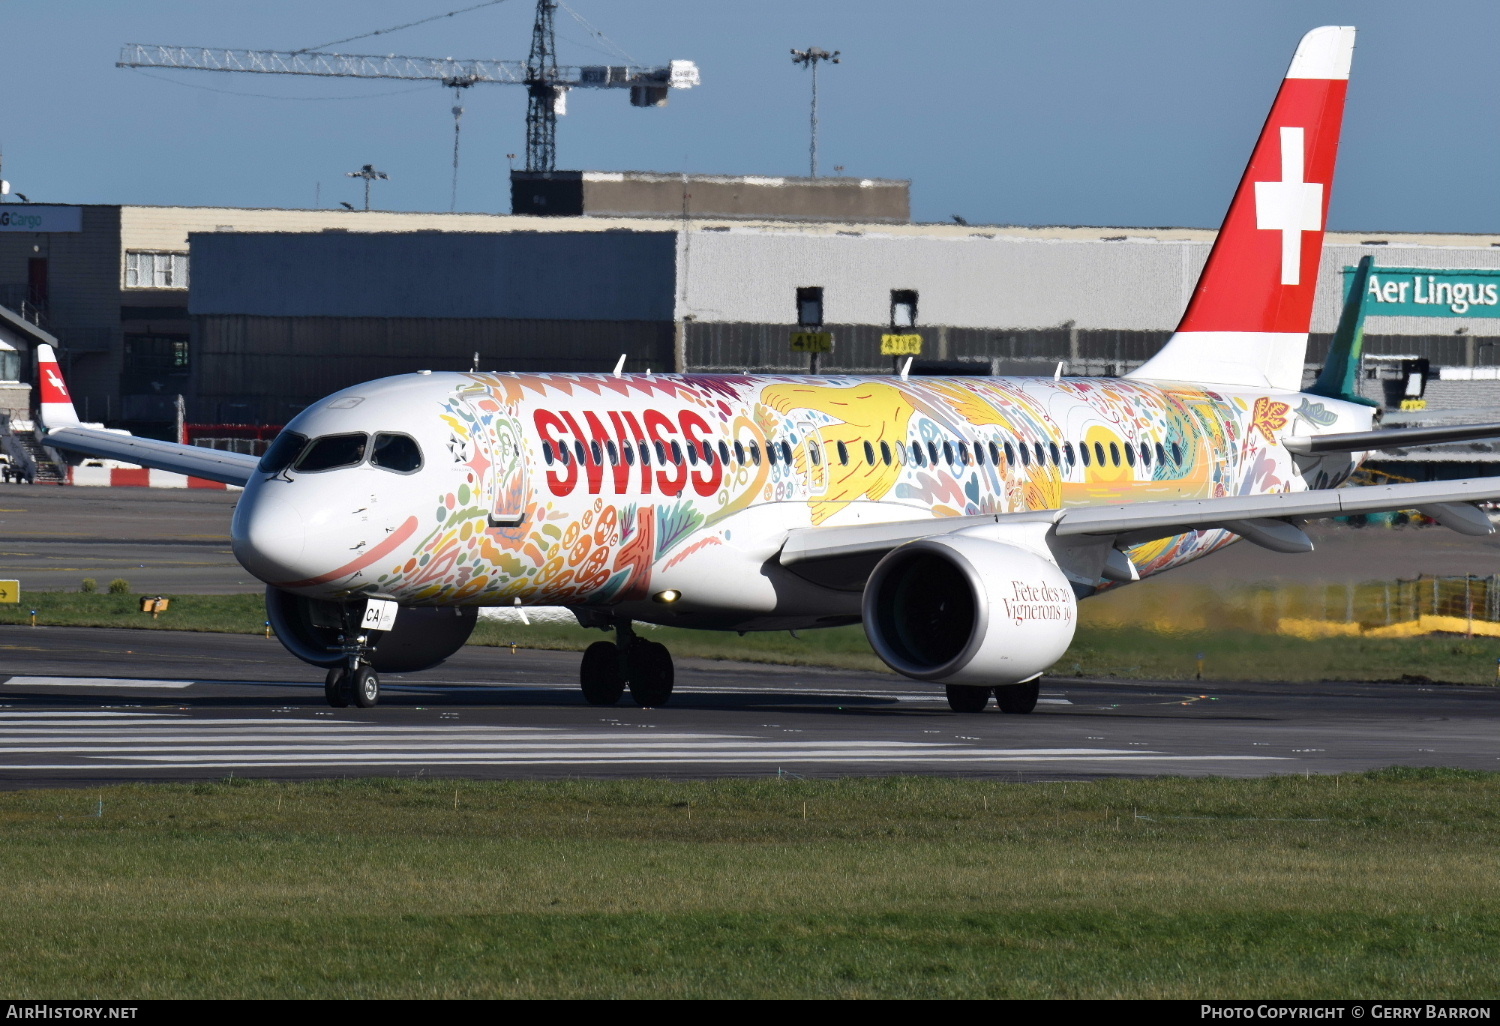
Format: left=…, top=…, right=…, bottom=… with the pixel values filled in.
left=116, top=0, right=699, bottom=175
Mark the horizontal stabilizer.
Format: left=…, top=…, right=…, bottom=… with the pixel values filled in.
left=1284, top=421, right=1500, bottom=454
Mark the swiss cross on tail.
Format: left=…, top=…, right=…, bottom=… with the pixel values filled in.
left=1129, top=26, right=1355, bottom=392
left=35, top=344, right=80, bottom=428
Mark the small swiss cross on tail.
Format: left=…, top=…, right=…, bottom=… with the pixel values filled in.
left=1129, top=26, right=1356, bottom=392
left=35, top=344, right=80, bottom=429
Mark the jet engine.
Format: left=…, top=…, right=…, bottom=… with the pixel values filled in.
left=265, top=587, right=478, bottom=673
left=861, top=534, right=1076, bottom=686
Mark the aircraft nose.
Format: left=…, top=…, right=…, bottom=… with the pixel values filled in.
left=232, top=494, right=308, bottom=584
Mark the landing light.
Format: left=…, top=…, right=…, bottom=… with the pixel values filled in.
left=653, top=590, right=681, bottom=604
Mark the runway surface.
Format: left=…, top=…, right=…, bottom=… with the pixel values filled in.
left=1, top=625, right=1496, bottom=787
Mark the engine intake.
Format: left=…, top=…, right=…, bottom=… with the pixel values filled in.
left=862, top=534, right=1076, bottom=686
left=266, top=587, right=477, bottom=673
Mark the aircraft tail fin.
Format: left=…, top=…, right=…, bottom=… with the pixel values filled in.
left=1128, top=25, right=1356, bottom=392
left=36, top=344, right=80, bottom=429
left=1307, top=254, right=1381, bottom=407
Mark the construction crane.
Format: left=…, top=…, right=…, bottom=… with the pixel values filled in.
left=116, top=0, right=699, bottom=176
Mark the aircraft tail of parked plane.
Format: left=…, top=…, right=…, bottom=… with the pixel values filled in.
left=37, top=26, right=1500, bottom=714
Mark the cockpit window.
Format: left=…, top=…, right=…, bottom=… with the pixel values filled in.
left=370, top=433, right=423, bottom=473
left=294, top=433, right=368, bottom=473
left=259, top=431, right=309, bottom=474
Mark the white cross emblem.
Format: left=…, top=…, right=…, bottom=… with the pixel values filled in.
left=45, top=369, right=67, bottom=397
left=1254, top=126, right=1323, bottom=286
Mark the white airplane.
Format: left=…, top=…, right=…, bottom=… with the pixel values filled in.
left=36, top=26, right=1500, bottom=712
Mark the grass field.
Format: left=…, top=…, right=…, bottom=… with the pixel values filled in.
left=5, top=590, right=1500, bottom=684
left=1, top=770, right=1498, bottom=998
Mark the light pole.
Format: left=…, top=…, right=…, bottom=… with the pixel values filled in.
left=345, top=164, right=389, bottom=211
left=790, top=47, right=839, bottom=177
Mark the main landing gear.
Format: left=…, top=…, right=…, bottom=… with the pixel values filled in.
left=945, top=680, right=1040, bottom=714
left=580, top=621, right=674, bottom=708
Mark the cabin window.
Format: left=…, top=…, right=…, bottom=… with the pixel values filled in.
left=371, top=433, right=423, bottom=473
left=1156, top=442, right=1167, bottom=465
left=294, top=432, right=368, bottom=473
left=941, top=441, right=953, bottom=466
left=927, top=441, right=939, bottom=465
left=653, top=441, right=666, bottom=464
left=1019, top=443, right=1030, bottom=467
left=1171, top=441, right=1183, bottom=464
left=863, top=441, right=875, bottom=465
left=973, top=442, right=985, bottom=467
left=1003, top=442, right=1016, bottom=466
left=988, top=441, right=1001, bottom=465
left=1140, top=442, right=1151, bottom=466
left=957, top=441, right=970, bottom=465
left=718, top=441, right=731, bottom=464
left=1048, top=442, right=1061, bottom=466
left=1109, top=442, right=1121, bottom=467
left=1063, top=441, right=1076, bottom=466
left=1093, top=441, right=1106, bottom=466
left=701, top=441, right=714, bottom=464
left=1079, top=442, right=1090, bottom=467
left=685, top=441, right=699, bottom=465
left=879, top=440, right=892, bottom=466
left=670, top=441, right=683, bottom=465
left=589, top=441, right=603, bottom=465
left=1033, top=442, right=1046, bottom=465
left=623, top=442, right=636, bottom=466
left=767, top=443, right=779, bottom=465
left=571, top=441, right=585, bottom=466
left=260, top=431, right=309, bottom=474
left=910, top=441, right=924, bottom=466
left=1124, top=443, right=1135, bottom=467
left=734, top=441, right=746, bottom=465
left=809, top=442, right=822, bottom=466
left=836, top=441, right=849, bottom=466
left=605, top=440, right=619, bottom=466
left=541, top=442, right=555, bottom=466
left=781, top=441, right=793, bottom=464
left=749, top=441, right=763, bottom=465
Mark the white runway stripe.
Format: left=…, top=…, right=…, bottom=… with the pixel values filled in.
left=0, top=711, right=1283, bottom=773
left=3, top=677, right=195, bottom=689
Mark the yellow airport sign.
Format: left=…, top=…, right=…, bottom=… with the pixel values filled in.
left=881, top=332, right=923, bottom=356
left=789, top=331, right=834, bottom=353
left=0, top=580, right=19, bottom=603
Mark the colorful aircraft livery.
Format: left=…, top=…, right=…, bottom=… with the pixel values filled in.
left=381, top=371, right=1322, bottom=609
left=50, top=26, right=1500, bottom=714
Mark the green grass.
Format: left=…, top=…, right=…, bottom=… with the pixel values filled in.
left=7, top=592, right=1500, bottom=683
left=3, top=771, right=1499, bottom=998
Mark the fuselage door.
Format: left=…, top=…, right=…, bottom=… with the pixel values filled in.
left=461, top=397, right=526, bottom=526
left=796, top=418, right=828, bottom=497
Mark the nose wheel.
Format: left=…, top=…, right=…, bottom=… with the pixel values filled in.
left=323, top=663, right=381, bottom=708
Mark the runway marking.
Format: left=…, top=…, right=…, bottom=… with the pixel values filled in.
left=3, top=677, right=195, bottom=689
left=0, top=710, right=1285, bottom=773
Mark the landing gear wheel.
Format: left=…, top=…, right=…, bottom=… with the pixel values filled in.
left=580, top=641, right=626, bottom=705
left=351, top=664, right=380, bottom=708
left=945, top=684, right=990, bottom=713
left=994, top=679, right=1040, bottom=714
left=626, top=639, right=674, bottom=708
left=324, top=668, right=350, bottom=709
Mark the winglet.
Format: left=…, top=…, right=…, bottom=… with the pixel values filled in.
left=36, top=344, right=79, bottom=429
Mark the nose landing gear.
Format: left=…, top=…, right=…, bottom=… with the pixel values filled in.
left=325, top=663, right=381, bottom=708
left=578, top=621, right=674, bottom=707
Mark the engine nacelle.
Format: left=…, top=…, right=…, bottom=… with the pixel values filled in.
left=265, top=587, right=478, bottom=673
left=862, top=534, right=1077, bottom=686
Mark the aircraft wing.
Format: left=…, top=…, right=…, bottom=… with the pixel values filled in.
left=779, top=476, right=1500, bottom=590
left=44, top=426, right=260, bottom=487
left=1285, top=422, right=1500, bottom=454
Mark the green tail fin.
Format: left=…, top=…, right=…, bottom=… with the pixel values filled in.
left=1308, top=254, right=1381, bottom=407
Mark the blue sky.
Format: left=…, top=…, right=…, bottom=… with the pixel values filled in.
left=5, top=1, right=1498, bottom=231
